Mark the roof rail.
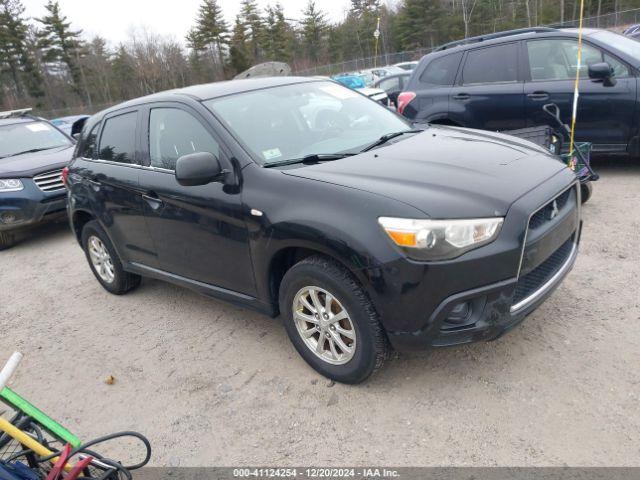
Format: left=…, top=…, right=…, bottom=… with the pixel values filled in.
left=435, top=27, right=557, bottom=51
left=0, top=108, right=33, bottom=120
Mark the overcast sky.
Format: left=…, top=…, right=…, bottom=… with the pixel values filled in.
left=21, top=0, right=368, bottom=46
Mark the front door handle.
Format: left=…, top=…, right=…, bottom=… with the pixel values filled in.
left=453, top=93, right=471, bottom=100
left=527, top=91, right=550, bottom=100
left=142, top=193, right=163, bottom=210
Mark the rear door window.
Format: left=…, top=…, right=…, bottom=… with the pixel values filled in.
left=98, top=112, right=137, bottom=164
left=462, top=44, right=519, bottom=85
left=419, top=53, right=462, bottom=85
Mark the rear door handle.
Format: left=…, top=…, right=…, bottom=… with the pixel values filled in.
left=527, top=91, right=550, bottom=100
left=453, top=93, right=471, bottom=100
left=142, top=193, right=163, bottom=210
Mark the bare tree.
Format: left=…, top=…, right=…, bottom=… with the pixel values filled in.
left=460, top=0, right=479, bottom=38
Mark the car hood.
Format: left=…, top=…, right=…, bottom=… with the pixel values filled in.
left=283, top=126, right=570, bottom=218
left=0, top=145, right=74, bottom=178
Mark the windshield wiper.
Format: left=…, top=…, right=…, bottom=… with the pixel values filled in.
left=264, top=153, right=356, bottom=168
left=360, top=129, right=424, bottom=152
left=3, top=147, right=56, bottom=158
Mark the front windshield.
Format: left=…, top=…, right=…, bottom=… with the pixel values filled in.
left=0, top=121, right=72, bottom=159
left=204, top=81, right=410, bottom=165
left=592, top=30, right=640, bottom=61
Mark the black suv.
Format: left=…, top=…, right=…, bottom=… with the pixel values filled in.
left=399, top=27, right=640, bottom=157
left=0, top=109, right=76, bottom=249
left=67, top=78, right=581, bottom=383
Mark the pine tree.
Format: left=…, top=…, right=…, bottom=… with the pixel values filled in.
left=0, top=0, right=44, bottom=101
left=300, top=0, right=329, bottom=64
left=264, top=3, right=293, bottom=63
left=229, top=16, right=251, bottom=74
left=111, top=44, right=135, bottom=100
left=36, top=0, right=86, bottom=100
left=239, top=0, right=264, bottom=64
left=394, top=0, right=447, bottom=50
left=189, top=0, right=229, bottom=73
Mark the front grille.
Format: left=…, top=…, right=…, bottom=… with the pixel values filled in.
left=33, top=169, right=64, bottom=192
left=529, top=188, right=573, bottom=229
left=513, top=237, right=574, bottom=305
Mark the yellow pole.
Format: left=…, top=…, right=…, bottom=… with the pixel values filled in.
left=0, top=417, right=74, bottom=472
left=568, top=0, right=585, bottom=168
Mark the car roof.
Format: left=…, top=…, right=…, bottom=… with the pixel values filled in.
left=0, top=116, right=36, bottom=127
left=100, top=76, right=321, bottom=116
left=432, top=27, right=603, bottom=54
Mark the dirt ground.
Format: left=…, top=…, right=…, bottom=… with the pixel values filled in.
left=1, top=161, right=639, bottom=467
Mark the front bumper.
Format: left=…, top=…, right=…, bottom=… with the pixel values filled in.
left=359, top=172, right=582, bottom=351
left=0, top=179, right=67, bottom=232
left=387, top=231, right=580, bottom=350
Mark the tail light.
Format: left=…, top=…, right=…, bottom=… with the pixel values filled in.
left=61, top=166, right=69, bottom=187
left=397, top=91, right=416, bottom=116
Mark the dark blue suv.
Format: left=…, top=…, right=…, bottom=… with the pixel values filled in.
left=0, top=110, right=76, bottom=249
left=399, top=27, right=640, bottom=157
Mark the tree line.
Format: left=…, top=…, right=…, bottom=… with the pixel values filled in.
left=1, top=0, right=638, bottom=116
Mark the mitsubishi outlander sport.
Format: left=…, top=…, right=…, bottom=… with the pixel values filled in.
left=66, top=77, right=582, bottom=383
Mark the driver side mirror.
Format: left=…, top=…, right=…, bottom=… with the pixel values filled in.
left=175, top=152, right=224, bottom=187
left=588, top=62, right=617, bottom=87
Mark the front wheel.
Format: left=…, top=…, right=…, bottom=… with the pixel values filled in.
left=279, top=256, right=390, bottom=384
left=0, top=231, right=16, bottom=250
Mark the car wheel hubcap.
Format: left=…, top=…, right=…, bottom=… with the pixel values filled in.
left=88, top=235, right=115, bottom=284
left=293, top=286, right=356, bottom=365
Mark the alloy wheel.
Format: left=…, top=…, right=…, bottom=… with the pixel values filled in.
left=292, top=286, right=357, bottom=365
left=88, top=235, right=115, bottom=284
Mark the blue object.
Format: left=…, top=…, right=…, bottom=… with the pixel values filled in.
left=332, top=75, right=366, bottom=90
left=0, top=461, right=40, bottom=480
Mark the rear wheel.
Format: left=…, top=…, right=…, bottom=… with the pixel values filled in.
left=0, top=231, right=16, bottom=250
left=81, top=220, right=141, bottom=295
left=279, top=255, right=389, bottom=384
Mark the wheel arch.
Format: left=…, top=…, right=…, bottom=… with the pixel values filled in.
left=71, top=209, right=96, bottom=244
left=265, top=243, right=373, bottom=317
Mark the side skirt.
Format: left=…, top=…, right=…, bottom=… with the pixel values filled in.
left=126, top=262, right=276, bottom=317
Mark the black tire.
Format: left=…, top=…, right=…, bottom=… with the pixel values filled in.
left=0, top=231, right=16, bottom=250
left=580, top=182, right=593, bottom=204
left=81, top=220, right=141, bottom=295
left=279, top=255, right=390, bottom=384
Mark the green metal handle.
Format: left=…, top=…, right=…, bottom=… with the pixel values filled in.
left=1, top=386, right=81, bottom=447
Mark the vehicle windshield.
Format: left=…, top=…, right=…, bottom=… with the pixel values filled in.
left=592, top=30, right=640, bottom=61
left=0, top=121, right=72, bottom=159
left=204, top=81, right=410, bottom=166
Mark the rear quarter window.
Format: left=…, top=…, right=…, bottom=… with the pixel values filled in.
left=78, top=123, right=99, bottom=159
left=419, top=52, right=463, bottom=86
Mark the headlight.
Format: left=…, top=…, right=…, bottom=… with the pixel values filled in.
left=378, top=217, right=504, bottom=261
left=0, top=179, right=24, bottom=192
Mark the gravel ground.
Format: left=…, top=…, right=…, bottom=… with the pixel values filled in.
left=1, top=161, right=639, bottom=467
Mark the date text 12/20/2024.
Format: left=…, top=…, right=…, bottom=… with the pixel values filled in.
left=232, top=468, right=401, bottom=478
